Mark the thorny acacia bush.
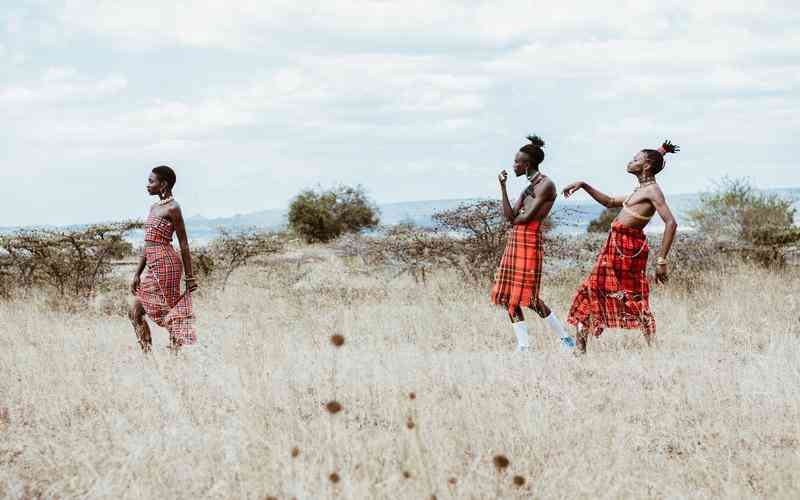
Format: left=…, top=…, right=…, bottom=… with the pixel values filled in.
left=288, top=185, right=380, bottom=243
left=192, top=228, right=289, bottom=290
left=335, top=200, right=586, bottom=285
left=0, top=221, right=141, bottom=300
left=335, top=201, right=510, bottom=284
left=687, top=178, right=800, bottom=267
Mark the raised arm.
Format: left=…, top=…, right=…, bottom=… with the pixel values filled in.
left=169, top=205, right=198, bottom=293
left=562, top=181, right=623, bottom=208
left=498, top=170, right=526, bottom=222
left=649, top=185, right=678, bottom=283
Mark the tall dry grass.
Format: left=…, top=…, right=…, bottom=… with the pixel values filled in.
left=1, top=247, right=799, bottom=499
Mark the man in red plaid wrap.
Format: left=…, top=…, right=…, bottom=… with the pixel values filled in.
left=562, top=140, right=680, bottom=354
left=130, top=166, right=198, bottom=353
left=490, top=135, right=576, bottom=352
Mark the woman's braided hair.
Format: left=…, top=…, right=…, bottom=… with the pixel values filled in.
left=642, top=140, right=679, bottom=175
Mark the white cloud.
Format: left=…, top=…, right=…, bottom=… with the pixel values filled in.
left=0, top=0, right=798, bottom=226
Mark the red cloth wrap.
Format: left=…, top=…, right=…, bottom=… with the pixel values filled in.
left=490, top=221, right=543, bottom=315
left=137, top=244, right=197, bottom=345
left=567, top=222, right=655, bottom=336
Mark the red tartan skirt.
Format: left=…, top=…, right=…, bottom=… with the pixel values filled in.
left=567, top=222, right=655, bottom=336
left=490, top=221, right=543, bottom=315
left=137, top=244, right=197, bottom=345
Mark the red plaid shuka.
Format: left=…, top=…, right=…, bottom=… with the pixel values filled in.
left=137, top=244, right=197, bottom=345
left=490, top=220, right=543, bottom=315
left=567, top=222, right=655, bottom=336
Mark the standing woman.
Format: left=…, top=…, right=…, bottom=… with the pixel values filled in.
left=562, top=141, right=679, bottom=354
left=130, top=166, right=198, bottom=352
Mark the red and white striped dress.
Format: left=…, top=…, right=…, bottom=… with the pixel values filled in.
left=136, top=215, right=197, bottom=345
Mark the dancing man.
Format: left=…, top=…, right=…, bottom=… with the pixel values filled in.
left=491, top=135, right=576, bottom=352
left=130, top=166, right=198, bottom=352
left=562, top=140, right=679, bottom=354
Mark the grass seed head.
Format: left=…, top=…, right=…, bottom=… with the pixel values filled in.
left=330, top=334, right=345, bottom=347
left=291, top=447, right=300, bottom=458
left=406, top=417, right=415, bottom=429
left=403, top=471, right=411, bottom=479
left=513, top=475, right=526, bottom=487
left=329, top=472, right=340, bottom=483
left=409, top=392, right=416, bottom=400
left=493, top=455, right=510, bottom=471
left=326, top=401, right=343, bottom=414
left=448, top=477, right=457, bottom=486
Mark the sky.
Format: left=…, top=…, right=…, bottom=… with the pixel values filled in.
left=1, top=1, right=798, bottom=227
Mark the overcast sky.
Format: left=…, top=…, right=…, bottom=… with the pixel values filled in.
left=2, top=1, right=798, bottom=226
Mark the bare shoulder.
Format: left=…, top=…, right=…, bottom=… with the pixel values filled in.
left=537, top=176, right=557, bottom=198
left=647, top=183, right=667, bottom=201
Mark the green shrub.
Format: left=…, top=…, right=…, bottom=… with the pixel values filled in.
left=587, top=207, right=621, bottom=233
left=288, top=185, right=380, bottom=243
left=687, top=178, right=799, bottom=267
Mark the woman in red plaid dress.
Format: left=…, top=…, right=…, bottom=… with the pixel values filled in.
left=491, top=135, right=576, bottom=352
left=129, top=166, right=198, bottom=353
left=562, top=141, right=679, bottom=354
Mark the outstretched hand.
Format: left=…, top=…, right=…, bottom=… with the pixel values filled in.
left=562, top=182, right=583, bottom=198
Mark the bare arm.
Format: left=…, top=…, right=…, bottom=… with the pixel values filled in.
left=562, top=181, right=623, bottom=208
left=649, top=186, right=678, bottom=283
left=130, top=250, right=146, bottom=294
left=513, top=180, right=555, bottom=225
left=498, top=170, right=522, bottom=222
left=169, top=205, right=198, bottom=293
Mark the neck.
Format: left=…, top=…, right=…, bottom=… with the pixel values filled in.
left=637, top=174, right=656, bottom=186
left=160, top=191, right=173, bottom=200
left=526, top=167, right=540, bottom=181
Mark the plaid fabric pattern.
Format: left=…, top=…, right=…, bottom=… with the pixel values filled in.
left=143, top=215, right=174, bottom=244
left=490, top=220, right=543, bottom=315
left=567, top=222, right=655, bottom=336
left=137, top=244, right=197, bottom=345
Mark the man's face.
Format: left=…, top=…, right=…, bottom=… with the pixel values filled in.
left=513, top=152, right=530, bottom=177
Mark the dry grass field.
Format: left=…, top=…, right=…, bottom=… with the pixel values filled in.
left=2, top=247, right=800, bottom=499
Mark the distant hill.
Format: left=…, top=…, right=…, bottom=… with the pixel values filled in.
left=4, top=188, right=798, bottom=245
left=184, top=188, right=799, bottom=231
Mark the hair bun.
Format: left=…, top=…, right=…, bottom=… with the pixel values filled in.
left=526, top=135, right=545, bottom=148
left=527, top=135, right=544, bottom=148
left=661, top=140, right=679, bottom=154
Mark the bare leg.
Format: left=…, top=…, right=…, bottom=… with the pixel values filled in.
left=129, top=300, right=152, bottom=353
left=575, top=326, right=589, bottom=355
left=167, top=336, right=182, bottom=355
left=531, top=298, right=551, bottom=319
left=509, top=306, right=525, bottom=323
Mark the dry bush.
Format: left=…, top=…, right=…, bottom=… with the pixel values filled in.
left=203, top=228, right=288, bottom=289
left=0, top=221, right=141, bottom=301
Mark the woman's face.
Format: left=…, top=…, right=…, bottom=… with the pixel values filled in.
left=626, top=151, right=649, bottom=174
left=147, top=173, right=164, bottom=196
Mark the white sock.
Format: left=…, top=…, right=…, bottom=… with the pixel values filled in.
left=512, top=321, right=529, bottom=351
left=545, top=312, right=569, bottom=339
